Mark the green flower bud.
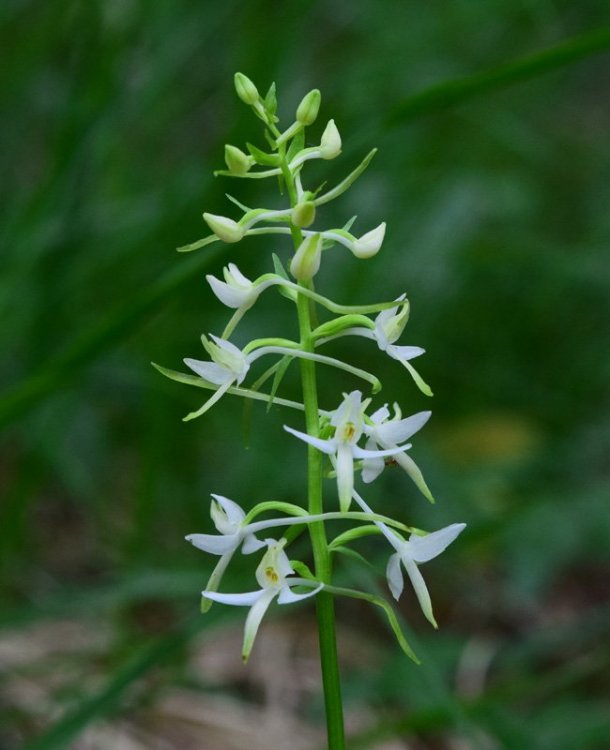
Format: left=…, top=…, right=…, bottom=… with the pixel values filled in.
left=296, top=89, right=321, bottom=126
left=320, top=119, right=342, bottom=160
left=290, top=233, right=323, bottom=281
left=291, top=200, right=316, bottom=228
left=234, top=72, right=259, bottom=106
left=203, top=213, right=244, bottom=243
left=224, top=144, right=253, bottom=175
left=352, top=222, right=386, bottom=258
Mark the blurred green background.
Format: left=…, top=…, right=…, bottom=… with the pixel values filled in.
left=1, top=1, right=609, bottom=748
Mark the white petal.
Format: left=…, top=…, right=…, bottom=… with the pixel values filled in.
left=206, top=275, right=248, bottom=308
left=183, top=358, right=232, bottom=385
left=210, top=494, right=246, bottom=529
left=186, top=532, right=240, bottom=555
left=226, top=263, right=252, bottom=287
left=202, top=589, right=265, bottom=607
left=241, top=533, right=266, bottom=554
left=362, top=455, right=385, bottom=483
left=370, top=405, right=390, bottom=424
left=283, top=425, right=336, bottom=455
left=386, top=344, right=425, bottom=362
left=209, top=335, right=244, bottom=357
left=402, top=556, right=436, bottom=627
left=376, top=411, right=431, bottom=445
left=386, top=552, right=404, bottom=600
left=278, top=582, right=323, bottom=604
left=405, top=523, right=466, bottom=563
left=352, top=443, right=412, bottom=459
left=242, top=589, right=276, bottom=661
left=336, top=443, right=354, bottom=511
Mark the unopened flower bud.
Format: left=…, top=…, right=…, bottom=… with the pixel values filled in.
left=224, top=145, right=253, bottom=175
left=352, top=222, right=386, bottom=258
left=234, top=72, right=259, bottom=106
left=203, top=213, right=244, bottom=243
left=291, top=200, right=316, bottom=228
left=296, top=89, right=321, bottom=126
left=290, top=233, right=322, bottom=281
left=320, top=119, right=342, bottom=159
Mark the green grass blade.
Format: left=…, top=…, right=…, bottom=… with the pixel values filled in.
left=386, top=26, right=610, bottom=125
left=0, top=248, right=223, bottom=429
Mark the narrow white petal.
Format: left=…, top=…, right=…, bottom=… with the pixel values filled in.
left=186, top=532, right=240, bottom=555
left=362, top=455, right=385, bottom=483
left=241, top=533, right=266, bottom=554
left=336, top=443, right=354, bottom=511
left=202, top=589, right=265, bottom=607
left=386, top=344, right=425, bottom=362
left=370, top=405, right=390, bottom=424
left=283, top=425, right=336, bottom=455
left=209, top=335, right=244, bottom=356
left=403, top=556, right=437, bottom=627
left=226, top=263, right=252, bottom=287
left=183, top=381, right=233, bottom=421
left=183, top=358, right=232, bottom=386
left=386, top=552, right=404, bottom=600
left=206, top=275, right=247, bottom=308
left=352, top=443, right=412, bottom=459
left=376, top=411, right=431, bottom=445
left=242, top=589, right=276, bottom=661
left=278, top=582, right=323, bottom=604
left=200, top=552, right=234, bottom=613
left=210, top=494, right=246, bottom=528
left=405, top=523, right=466, bottom=563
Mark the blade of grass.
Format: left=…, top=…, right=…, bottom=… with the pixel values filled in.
left=386, top=26, right=610, bottom=125
left=0, top=247, right=223, bottom=429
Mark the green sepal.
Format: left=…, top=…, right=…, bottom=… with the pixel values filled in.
left=272, top=254, right=297, bottom=301
left=315, top=149, right=378, bottom=206
left=152, top=363, right=306, bottom=413
left=313, top=314, right=374, bottom=340
left=225, top=193, right=252, bottom=212
left=286, top=129, right=305, bottom=162
left=402, top=360, right=434, bottom=398
left=290, top=560, right=316, bottom=580
left=243, top=501, right=309, bottom=524
left=213, top=168, right=280, bottom=180
left=246, top=142, right=281, bottom=166
left=330, top=545, right=378, bottom=571
left=264, top=82, right=278, bottom=119
left=329, top=525, right=390, bottom=550
left=176, top=234, right=219, bottom=253
left=153, top=362, right=213, bottom=389
left=324, top=584, right=420, bottom=663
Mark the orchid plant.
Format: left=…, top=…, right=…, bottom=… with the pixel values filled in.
left=156, top=73, right=465, bottom=750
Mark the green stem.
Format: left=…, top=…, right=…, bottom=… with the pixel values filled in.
left=280, top=146, right=346, bottom=750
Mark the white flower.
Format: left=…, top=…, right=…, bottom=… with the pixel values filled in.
left=183, top=335, right=250, bottom=420
left=206, top=263, right=258, bottom=310
left=362, top=404, right=434, bottom=502
left=202, top=539, right=322, bottom=661
left=284, top=390, right=412, bottom=511
left=385, top=523, right=466, bottom=627
left=186, top=494, right=266, bottom=557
